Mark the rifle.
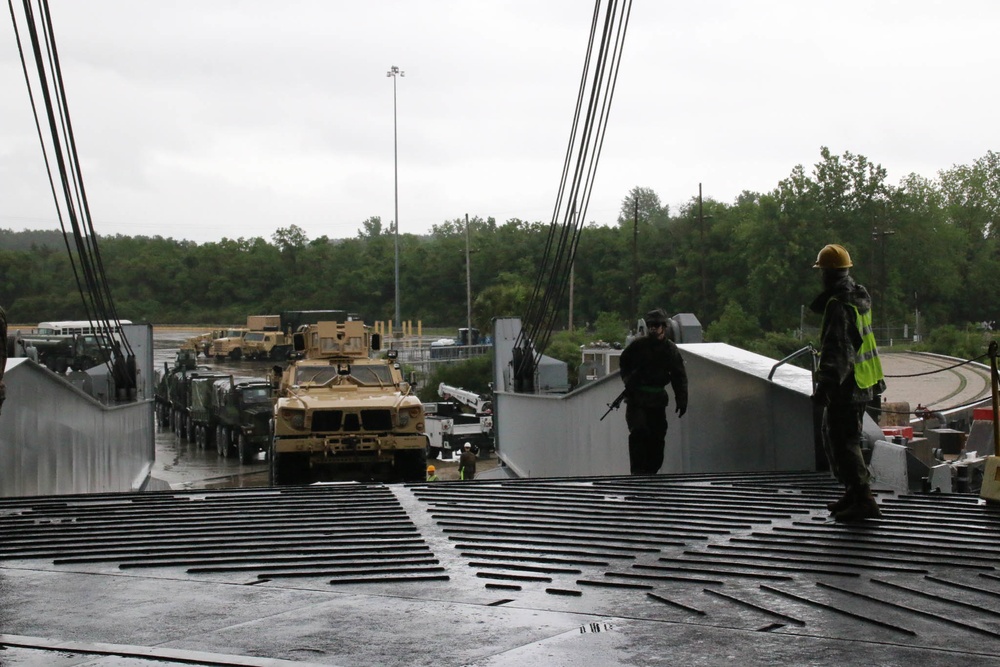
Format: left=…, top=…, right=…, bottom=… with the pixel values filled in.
left=599, top=388, right=628, bottom=421
left=597, top=370, right=638, bottom=421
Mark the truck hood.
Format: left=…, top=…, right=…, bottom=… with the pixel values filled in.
left=276, top=390, right=421, bottom=411
left=243, top=404, right=273, bottom=418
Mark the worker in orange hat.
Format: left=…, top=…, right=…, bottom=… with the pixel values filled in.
left=810, top=243, right=886, bottom=522
left=425, top=464, right=438, bottom=482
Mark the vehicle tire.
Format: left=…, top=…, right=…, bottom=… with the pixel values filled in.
left=230, top=348, right=242, bottom=361
left=237, top=432, right=248, bottom=463
left=272, top=451, right=308, bottom=486
left=395, top=449, right=427, bottom=483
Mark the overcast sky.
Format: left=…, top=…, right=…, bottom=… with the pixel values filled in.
left=2, top=1, right=998, bottom=245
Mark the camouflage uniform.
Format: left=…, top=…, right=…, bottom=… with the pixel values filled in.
left=810, top=274, right=886, bottom=501
left=619, top=328, right=688, bottom=475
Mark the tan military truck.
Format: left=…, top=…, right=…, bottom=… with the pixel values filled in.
left=243, top=330, right=292, bottom=361
left=180, top=329, right=228, bottom=358
left=270, top=320, right=426, bottom=485
left=239, top=315, right=288, bottom=361
left=210, top=327, right=249, bottom=360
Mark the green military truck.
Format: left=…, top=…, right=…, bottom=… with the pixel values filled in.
left=270, top=320, right=426, bottom=485
left=187, top=373, right=231, bottom=449
left=154, top=349, right=198, bottom=427
left=213, top=375, right=273, bottom=463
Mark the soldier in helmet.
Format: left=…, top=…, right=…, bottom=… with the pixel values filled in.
left=618, top=308, right=688, bottom=475
left=810, top=244, right=886, bottom=522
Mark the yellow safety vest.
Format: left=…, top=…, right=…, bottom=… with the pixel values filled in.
left=824, top=298, right=884, bottom=389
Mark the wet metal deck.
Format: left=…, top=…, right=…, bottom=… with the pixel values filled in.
left=2, top=472, right=1000, bottom=666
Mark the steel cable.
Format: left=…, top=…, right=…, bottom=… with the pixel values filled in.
left=513, top=0, right=632, bottom=389
left=8, top=0, right=134, bottom=372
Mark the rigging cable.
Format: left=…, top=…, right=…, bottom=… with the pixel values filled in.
left=513, top=0, right=632, bottom=390
left=8, top=0, right=135, bottom=392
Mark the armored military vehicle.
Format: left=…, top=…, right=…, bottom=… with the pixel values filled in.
left=270, top=320, right=426, bottom=485
left=213, top=376, right=273, bottom=463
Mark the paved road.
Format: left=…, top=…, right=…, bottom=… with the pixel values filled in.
left=879, top=351, right=992, bottom=412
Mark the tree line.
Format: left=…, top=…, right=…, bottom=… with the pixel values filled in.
left=1, top=147, right=998, bottom=364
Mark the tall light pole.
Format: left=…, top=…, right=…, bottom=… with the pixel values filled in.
left=465, top=213, right=472, bottom=341
left=387, top=65, right=404, bottom=332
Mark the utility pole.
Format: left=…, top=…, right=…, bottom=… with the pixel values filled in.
left=465, top=213, right=472, bottom=353
left=698, top=183, right=707, bottom=304
left=632, top=194, right=638, bottom=324
left=568, top=203, right=576, bottom=332
left=871, top=226, right=895, bottom=336
left=387, top=65, right=404, bottom=332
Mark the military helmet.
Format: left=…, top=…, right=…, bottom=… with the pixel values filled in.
left=813, top=244, right=853, bottom=269
left=644, top=308, right=669, bottom=325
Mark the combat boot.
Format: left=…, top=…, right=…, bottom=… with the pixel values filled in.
left=834, top=486, right=881, bottom=522
left=826, top=487, right=854, bottom=513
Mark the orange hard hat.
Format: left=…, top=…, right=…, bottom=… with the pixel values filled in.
left=426, top=465, right=436, bottom=472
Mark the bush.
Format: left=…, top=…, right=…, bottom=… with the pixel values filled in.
left=914, top=323, right=996, bottom=361
left=418, top=354, right=493, bottom=402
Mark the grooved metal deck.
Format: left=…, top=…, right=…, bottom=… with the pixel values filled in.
left=2, top=472, right=1000, bottom=666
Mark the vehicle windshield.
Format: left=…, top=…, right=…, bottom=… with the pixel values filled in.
left=294, top=364, right=395, bottom=387
left=240, top=386, right=271, bottom=403
left=244, top=332, right=265, bottom=342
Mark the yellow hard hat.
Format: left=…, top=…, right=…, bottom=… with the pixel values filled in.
left=426, top=465, right=436, bottom=472
left=813, top=243, right=853, bottom=269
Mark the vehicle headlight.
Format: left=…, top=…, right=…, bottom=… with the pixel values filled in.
left=398, top=406, right=421, bottom=427
left=280, top=408, right=306, bottom=429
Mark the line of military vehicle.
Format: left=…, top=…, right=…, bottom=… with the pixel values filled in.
left=153, top=310, right=495, bottom=485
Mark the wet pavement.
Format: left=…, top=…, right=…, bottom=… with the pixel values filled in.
left=151, top=328, right=272, bottom=490
left=1, top=336, right=997, bottom=665
left=3, top=473, right=1000, bottom=666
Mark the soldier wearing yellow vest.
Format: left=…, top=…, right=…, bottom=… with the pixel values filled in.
left=809, top=244, right=886, bottom=522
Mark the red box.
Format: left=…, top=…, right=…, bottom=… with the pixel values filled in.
left=882, top=426, right=913, bottom=439
left=974, top=408, right=995, bottom=421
